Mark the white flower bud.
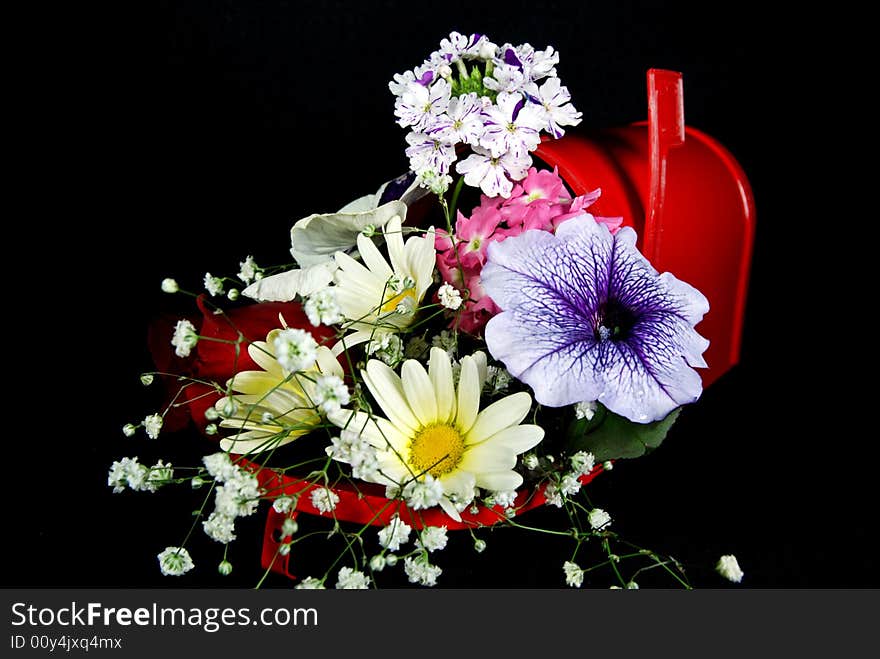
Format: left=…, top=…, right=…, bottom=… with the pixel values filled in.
left=474, top=539, right=487, bottom=553
left=218, top=560, right=233, bottom=576
left=122, top=423, right=137, bottom=437
left=161, top=278, right=179, bottom=293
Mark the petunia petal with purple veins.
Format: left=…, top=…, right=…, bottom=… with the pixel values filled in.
left=481, top=216, right=709, bottom=423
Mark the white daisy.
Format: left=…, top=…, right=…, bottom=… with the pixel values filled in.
left=329, top=347, right=544, bottom=521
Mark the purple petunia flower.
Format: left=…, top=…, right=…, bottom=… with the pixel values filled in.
left=481, top=216, right=710, bottom=423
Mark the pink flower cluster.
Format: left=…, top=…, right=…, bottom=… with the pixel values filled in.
left=435, top=167, right=623, bottom=334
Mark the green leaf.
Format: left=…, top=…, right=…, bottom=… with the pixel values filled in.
left=565, top=404, right=681, bottom=462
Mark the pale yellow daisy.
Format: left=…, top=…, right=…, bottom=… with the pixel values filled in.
left=329, top=347, right=544, bottom=520
left=216, top=329, right=344, bottom=455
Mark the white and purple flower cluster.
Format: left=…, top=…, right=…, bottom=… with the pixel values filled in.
left=390, top=31, right=582, bottom=198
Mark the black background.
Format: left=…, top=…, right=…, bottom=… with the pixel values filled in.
left=14, top=1, right=869, bottom=588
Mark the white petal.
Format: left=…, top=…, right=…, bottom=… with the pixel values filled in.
left=401, top=359, right=438, bottom=427
left=327, top=409, right=409, bottom=453
left=480, top=424, right=544, bottom=454
left=438, top=497, right=463, bottom=522
left=356, top=232, right=394, bottom=282
left=429, top=347, right=456, bottom=424
left=465, top=392, right=533, bottom=444
left=241, top=263, right=336, bottom=302
left=363, top=360, right=420, bottom=433
left=384, top=215, right=406, bottom=276
left=220, top=431, right=296, bottom=454
left=475, top=471, right=524, bottom=492
left=455, top=355, right=481, bottom=434
left=290, top=201, right=407, bottom=267
left=315, top=346, right=344, bottom=377
left=459, top=441, right=518, bottom=472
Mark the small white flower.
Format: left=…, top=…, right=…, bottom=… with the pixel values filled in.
left=147, top=460, right=173, bottom=488
left=214, top=472, right=261, bottom=518
left=716, top=555, right=744, bottom=583
left=522, top=453, right=539, bottom=470
left=171, top=319, right=199, bottom=358
left=304, top=288, right=343, bottom=326
left=335, top=567, right=370, bottom=590
left=107, top=457, right=141, bottom=493
left=366, top=333, right=404, bottom=367
left=563, top=561, right=584, bottom=588
left=484, top=62, right=526, bottom=93
left=161, top=278, right=179, bottom=293
left=204, top=273, right=224, bottom=296
left=281, top=517, right=299, bottom=536
left=385, top=554, right=399, bottom=567
left=295, top=577, right=326, bottom=590
left=369, top=555, right=387, bottom=571
left=437, top=282, right=463, bottom=310
left=404, top=555, right=442, bottom=587
left=492, top=490, right=518, bottom=508
left=430, top=329, right=457, bottom=355
left=403, top=475, right=444, bottom=510
left=202, top=511, right=236, bottom=544
left=588, top=508, right=612, bottom=530
left=327, top=430, right=379, bottom=481
left=416, top=526, right=448, bottom=553
left=203, top=452, right=236, bottom=482
left=570, top=451, right=596, bottom=476
left=122, top=423, right=137, bottom=437
left=157, top=547, right=194, bottom=576
left=312, top=374, right=350, bottom=414
left=485, top=366, right=512, bottom=394
left=416, top=168, right=454, bottom=195
left=559, top=473, right=581, bottom=497
left=143, top=413, right=163, bottom=439
left=309, top=487, right=340, bottom=514
left=574, top=400, right=598, bottom=420
left=378, top=515, right=412, bottom=551
left=544, top=481, right=564, bottom=508
left=204, top=406, right=220, bottom=421
left=273, top=328, right=318, bottom=373
left=238, top=255, right=258, bottom=283
left=273, top=496, right=295, bottom=514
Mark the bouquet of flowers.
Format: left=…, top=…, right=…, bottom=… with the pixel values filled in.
left=110, top=31, right=745, bottom=589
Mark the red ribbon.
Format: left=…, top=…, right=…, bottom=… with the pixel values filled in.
left=252, top=462, right=605, bottom=580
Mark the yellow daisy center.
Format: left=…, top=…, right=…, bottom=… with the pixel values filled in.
left=380, top=288, right=417, bottom=314
left=408, top=424, right=465, bottom=478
